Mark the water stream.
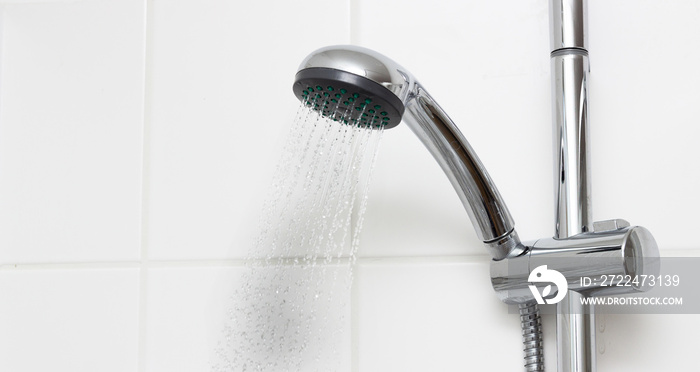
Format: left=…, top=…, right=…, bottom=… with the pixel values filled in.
left=213, top=102, right=384, bottom=371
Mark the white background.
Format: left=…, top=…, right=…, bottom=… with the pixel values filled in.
left=0, top=0, right=698, bottom=371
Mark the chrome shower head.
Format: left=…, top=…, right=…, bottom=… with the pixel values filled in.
left=293, top=45, right=413, bottom=129
left=292, top=45, right=522, bottom=260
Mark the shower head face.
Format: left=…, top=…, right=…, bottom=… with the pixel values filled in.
left=293, top=46, right=412, bottom=129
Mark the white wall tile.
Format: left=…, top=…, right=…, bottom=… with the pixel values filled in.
left=355, top=0, right=554, bottom=257
left=588, top=1, right=700, bottom=250
left=144, top=267, right=236, bottom=372
left=0, top=269, right=139, bottom=372
left=146, top=265, right=352, bottom=372
left=597, top=314, right=700, bottom=371
left=145, top=0, right=352, bottom=260
left=0, top=0, right=145, bottom=263
left=356, top=259, right=530, bottom=371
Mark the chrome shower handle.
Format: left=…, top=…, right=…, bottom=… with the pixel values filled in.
left=402, top=85, right=521, bottom=259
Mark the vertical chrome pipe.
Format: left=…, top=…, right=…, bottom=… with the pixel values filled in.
left=557, top=292, right=596, bottom=372
left=550, top=0, right=587, bottom=52
left=551, top=51, right=591, bottom=238
left=550, top=0, right=596, bottom=371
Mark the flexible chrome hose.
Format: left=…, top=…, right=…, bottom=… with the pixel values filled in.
left=519, top=301, right=545, bottom=371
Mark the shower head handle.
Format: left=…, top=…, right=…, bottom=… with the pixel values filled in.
left=402, top=85, right=521, bottom=259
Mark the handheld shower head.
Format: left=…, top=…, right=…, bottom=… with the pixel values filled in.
left=293, top=45, right=522, bottom=259
left=293, top=45, right=413, bottom=129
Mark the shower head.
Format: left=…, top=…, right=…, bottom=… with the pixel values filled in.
left=292, top=45, right=522, bottom=260
left=293, top=45, right=413, bottom=129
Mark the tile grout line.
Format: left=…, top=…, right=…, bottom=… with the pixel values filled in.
left=0, top=262, right=143, bottom=271
left=0, top=7, right=4, bottom=121
left=350, top=258, right=360, bottom=372
left=0, top=256, right=355, bottom=270
left=348, top=3, right=359, bottom=368
left=1, top=248, right=696, bottom=271
left=137, top=0, right=154, bottom=371
left=349, top=0, right=359, bottom=45
left=356, top=254, right=492, bottom=265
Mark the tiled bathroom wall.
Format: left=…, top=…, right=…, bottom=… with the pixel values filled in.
left=0, top=0, right=698, bottom=371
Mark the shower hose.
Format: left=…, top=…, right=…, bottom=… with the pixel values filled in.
left=519, top=301, right=545, bottom=371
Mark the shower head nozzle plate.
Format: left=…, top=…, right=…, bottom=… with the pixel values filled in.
left=293, top=67, right=404, bottom=129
